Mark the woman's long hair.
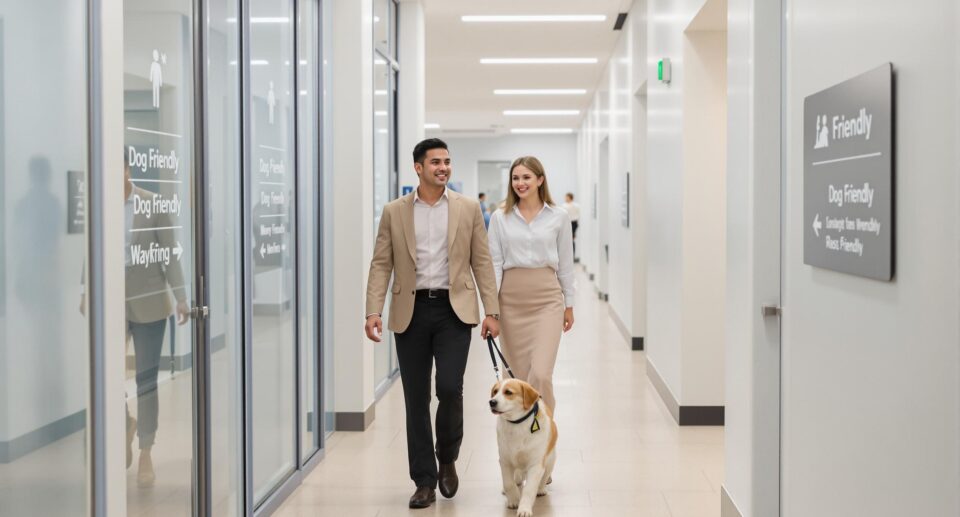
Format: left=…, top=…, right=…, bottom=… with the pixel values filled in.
left=503, top=156, right=555, bottom=213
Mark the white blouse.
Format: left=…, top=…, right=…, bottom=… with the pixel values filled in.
left=487, top=203, right=577, bottom=307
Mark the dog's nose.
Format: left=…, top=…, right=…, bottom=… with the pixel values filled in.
left=489, top=399, right=497, bottom=408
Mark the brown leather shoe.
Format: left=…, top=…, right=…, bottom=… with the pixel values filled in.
left=408, top=486, right=436, bottom=509
left=438, top=463, right=459, bottom=498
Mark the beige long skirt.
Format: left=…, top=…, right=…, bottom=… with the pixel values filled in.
left=499, top=267, right=565, bottom=411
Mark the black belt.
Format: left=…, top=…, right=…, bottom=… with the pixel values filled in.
left=415, top=288, right=449, bottom=299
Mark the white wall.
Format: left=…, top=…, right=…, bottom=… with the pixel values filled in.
left=440, top=134, right=578, bottom=204
left=723, top=0, right=782, bottom=514
left=680, top=28, right=725, bottom=406
left=577, top=0, right=647, bottom=341
left=780, top=0, right=959, bottom=515
left=642, top=0, right=727, bottom=409
left=397, top=0, right=425, bottom=191
left=331, top=0, right=377, bottom=417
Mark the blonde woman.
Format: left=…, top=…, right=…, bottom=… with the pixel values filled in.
left=487, top=156, right=575, bottom=412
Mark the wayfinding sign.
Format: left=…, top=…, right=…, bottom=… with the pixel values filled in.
left=803, top=63, right=893, bottom=281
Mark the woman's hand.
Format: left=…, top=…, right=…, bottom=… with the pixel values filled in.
left=563, top=307, right=574, bottom=332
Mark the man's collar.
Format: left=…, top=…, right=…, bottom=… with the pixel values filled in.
left=414, top=187, right=449, bottom=205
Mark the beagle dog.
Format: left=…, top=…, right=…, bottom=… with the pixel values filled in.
left=489, top=379, right=558, bottom=517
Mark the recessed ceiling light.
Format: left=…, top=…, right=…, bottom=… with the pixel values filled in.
left=510, top=128, right=575, bottom=134
left=504, top=110, right=581, bottom=116
left=481, top=58, right=598, bottom=65
left=425, top=123, right=440, bottom=129
left=462, top=15, right=606, bottom=23
left=495, top=89, right=587, bottom=95
left=227, top=17, right=290, bottom=23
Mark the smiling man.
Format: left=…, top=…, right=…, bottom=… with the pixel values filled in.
left=365, top=138, right=501, bottom=509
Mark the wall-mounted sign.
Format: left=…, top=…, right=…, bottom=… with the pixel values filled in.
left=402, top=185, right=414, bottom=196
left=803, top=63, right=893, bottom=280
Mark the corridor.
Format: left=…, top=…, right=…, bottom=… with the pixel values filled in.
left=275, top=270, right=724, bottom=517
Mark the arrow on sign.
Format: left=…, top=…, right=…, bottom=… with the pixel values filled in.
left=812, top=213, right=822, bottom=237
left=173, top=241, right=184, bottom=261
left=260, top=242, right=266, bottom=259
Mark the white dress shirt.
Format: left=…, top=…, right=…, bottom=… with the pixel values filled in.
left=413, top=188, right=450, bottom=290
left=563, top=201, right=581, bottom=222
left=487, top=203, right=576, bottom=307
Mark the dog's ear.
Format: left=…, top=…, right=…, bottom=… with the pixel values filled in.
left=521, top=382, right=540, bottom=410
left=490, top=381, right=501, bottom=398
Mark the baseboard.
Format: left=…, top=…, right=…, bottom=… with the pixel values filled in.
left=721, top=485, right=743, bottom=517
left=0, top=409, right=86, bottom=463
left=335, top=402, right=376, bottom=431
left=646, top=359, right=724, bottom=426
left=608, top=306, right=644, bottom=351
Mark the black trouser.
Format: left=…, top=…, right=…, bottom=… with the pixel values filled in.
left=127, top=318, right=167, bottom=449
left=571, top=220, right=579, bottom=257
left=394, top=292, right=472, bottom=489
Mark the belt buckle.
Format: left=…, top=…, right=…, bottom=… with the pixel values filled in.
left=427, top=289, right=439, bottom=299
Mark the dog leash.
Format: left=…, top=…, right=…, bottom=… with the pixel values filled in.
left=486, top=334, right=515, bottom=380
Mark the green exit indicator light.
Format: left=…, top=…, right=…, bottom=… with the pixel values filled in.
left=658, top=58, right=671, bottom=84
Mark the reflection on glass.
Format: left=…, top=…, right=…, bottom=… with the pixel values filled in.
left=321, top=0, right=336, bottom=439
left=373, top=54, right=394, bottom=390
left=123, top=0, right=195, bottom=513
left=297, top=0, right=320, bottom=462
left=206, top=0, right=244, bottom=514
left=249, top=0, right=298, bottom=503
left=0, top=3, right=89, bottom=514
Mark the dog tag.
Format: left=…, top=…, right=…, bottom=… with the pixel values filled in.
left=530, top=417, right=541, bottom=433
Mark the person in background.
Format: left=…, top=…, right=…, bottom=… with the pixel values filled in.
left=479, top=192, right=491, bottom=229
left=563, top=192, right=581, bottom=262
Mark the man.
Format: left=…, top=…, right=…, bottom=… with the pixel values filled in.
left=563, top=192, right=581, bottom=262
left=478, top=192, right=491, bottom=229
left=365, top=138, right=500, bottom=509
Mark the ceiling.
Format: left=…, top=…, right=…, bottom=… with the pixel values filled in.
left=422, top=0, right=633, bottom=137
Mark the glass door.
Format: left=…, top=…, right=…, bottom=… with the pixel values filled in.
left=122, top=0, right=198, bottom=514
left=245, top=0, right=299, bottom=505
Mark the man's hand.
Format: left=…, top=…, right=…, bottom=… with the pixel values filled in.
left=563, top=307, right=575, bottom=332
left=176, top=301, right=191, bottom=325
left=481, top=316, right=500, bottom=339
left=365, top=315, right=383, bottom=342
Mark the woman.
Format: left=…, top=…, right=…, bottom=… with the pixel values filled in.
left=487, top=156, right=575, bottom=412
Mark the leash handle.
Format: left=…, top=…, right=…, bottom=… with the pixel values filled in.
left=486, top=335, right=515, bottom=379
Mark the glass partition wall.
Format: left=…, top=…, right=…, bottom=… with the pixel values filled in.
left=372, top=0, right=400, bottom=396
left=2, top=1, right=330, bottom=516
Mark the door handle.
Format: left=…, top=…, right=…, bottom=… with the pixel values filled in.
left=761, top=305, right=781, bottom=317
left=191, top=305, right=209, bottom=320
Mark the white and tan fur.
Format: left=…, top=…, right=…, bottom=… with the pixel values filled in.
left=489, top=379, right=558, bottom=517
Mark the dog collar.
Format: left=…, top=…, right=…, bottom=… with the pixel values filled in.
left=507, top=400, right=541, bottom=433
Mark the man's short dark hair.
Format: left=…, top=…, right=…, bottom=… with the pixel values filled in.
left=413, top=138, right=448, bottom=164
left=478, top=192, right=486, bottom=199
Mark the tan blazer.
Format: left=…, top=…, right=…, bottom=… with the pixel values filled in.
left=366, top=190, right=500, bottom=333
left=126, top=186, right=187, bottom=323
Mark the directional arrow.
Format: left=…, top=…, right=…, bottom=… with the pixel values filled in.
left=260, top=242, right=266, bottom=259
left=812, top=213, right=822, bottom=237
left=173, top=241, right=184, bottom=261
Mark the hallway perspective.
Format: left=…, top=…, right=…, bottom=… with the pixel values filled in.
left=276, top=271, right=724, bottom=517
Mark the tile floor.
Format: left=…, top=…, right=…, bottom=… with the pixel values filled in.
left=275, top=271, right=724, bottom=517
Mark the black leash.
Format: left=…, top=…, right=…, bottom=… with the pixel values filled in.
left=486, top=335, right=515, bottom=380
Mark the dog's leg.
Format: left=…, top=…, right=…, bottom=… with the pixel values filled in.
left=501, top=459, right=520, bottom=509
left=516, top=465, right=545, bottom=517
left=537, top=452, right=557, bottom=497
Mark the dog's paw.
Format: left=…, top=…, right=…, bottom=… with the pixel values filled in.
left=517, top=507, right=534, bottom=517
left=536, top=487, right=548, bottom=497
left=506, top=500, right=519, bottom=510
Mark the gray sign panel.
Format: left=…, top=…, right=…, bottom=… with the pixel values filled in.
left=67, top=170, right=85, bottom=234
left=803, top=63, right=893, bottom=280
